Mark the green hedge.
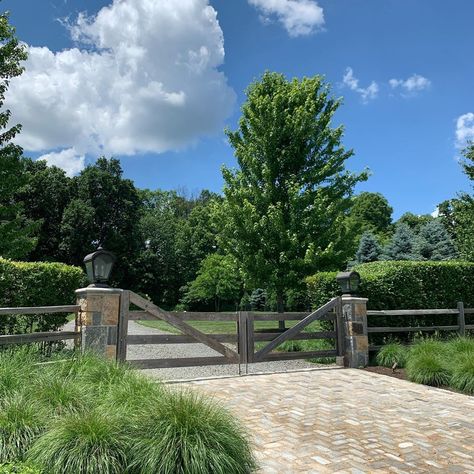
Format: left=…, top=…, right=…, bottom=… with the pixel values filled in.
left=307, top=261, right=474, bottom=310
left=0, top=259, right=86, bottom=335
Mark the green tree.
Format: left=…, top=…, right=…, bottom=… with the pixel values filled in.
left=183, top=254, right=241, bottom=311
left=415, top=220, right=457, bottom=261
left=220, top=72, right=367, bottom=312
left=17, top=159, right=71, bottom=261
left=350, top=192, right=393, bottom=235
left=382, top=223, right=418, bottom=260
left=0, top=11, right=37, bottom=258
left=396, top=212, right=433, bottom=234
left=60, top=158, right=142, bottom=288
left=355, top=231, right=381, bottom=263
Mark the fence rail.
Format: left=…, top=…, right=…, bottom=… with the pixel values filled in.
left=367, top=302, right=473, bottom=352
left=0, top=305, right=81, bottom=346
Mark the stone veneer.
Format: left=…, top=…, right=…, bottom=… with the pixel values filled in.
left=341, top=295, right=369, bottom=368
left=75, top=287, right=122, bottom=359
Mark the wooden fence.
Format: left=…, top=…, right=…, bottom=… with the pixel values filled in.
left=367, top=302, right=474, bottom=352
left=0, top=305, right=81, bottom=346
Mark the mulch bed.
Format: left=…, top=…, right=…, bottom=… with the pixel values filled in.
left=363, top=365, right=407, bottom=380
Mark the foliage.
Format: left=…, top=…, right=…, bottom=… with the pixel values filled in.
left=405, top=339, right=451, bottom=386
left=375, top=342, right=407, bottom=368
left=350, top=192, right=393, bottom=236
left=0, top=352, right=256, bottom=473
left=0, top=11, right=38, bottom=259
left=183, top=254, right=241, bottom=310
left=0, top=258, right=85, bottom=335
left=354, top=231, right=381, bottom=264
left=396, top=212, right=433, bottom=234
left=220, top=71, right=366, bottom=310
left=306, top=260, right=474, bottom=310
left=382, top=223, right=417, bottom=260
left=415, top=220, right=457, bottom=261
left=249, top=289, right=267, bottom=311
left=0, top=463, right=41, bottom=474
left=59, top=157, right=142, bottom=289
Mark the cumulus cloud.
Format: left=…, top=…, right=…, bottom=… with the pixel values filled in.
left=389, top=74, right=431, bottom=96
left=6, top=0, right=235, bottom=175
left=248, top=0, right=324, bottom=37
left=342, top=67, right=378, bottom=103
left=456, top=112, right=474, bottom=147
left=38, top=148, right=85, bottom=177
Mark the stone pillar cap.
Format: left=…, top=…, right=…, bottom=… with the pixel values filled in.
left=75, top=287, right=123, bottom=296
left=341, top=295, right=368, bottom=303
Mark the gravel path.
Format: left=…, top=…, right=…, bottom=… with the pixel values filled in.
left=126, top=321, right=331, bottom=381
left=66, top=320, right=333, bottom=380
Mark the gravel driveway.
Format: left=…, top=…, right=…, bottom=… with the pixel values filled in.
left=126, top=321, right=330, bottom=381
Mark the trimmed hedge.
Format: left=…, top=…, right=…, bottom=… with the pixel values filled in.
left=0, top=258, right=86, bottom=335
left=307, top=261, right=474, bottom=310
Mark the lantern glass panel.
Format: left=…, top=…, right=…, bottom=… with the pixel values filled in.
left=94, top=253, right=115, bottom=282
left=85, top=260, right=94, bottom=283
left=350, top=274, right=360, bottom=292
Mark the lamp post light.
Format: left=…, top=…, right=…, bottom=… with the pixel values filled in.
left=83, top=247, right=116, bottom=288
left=336, top=270, right=361, bottom=295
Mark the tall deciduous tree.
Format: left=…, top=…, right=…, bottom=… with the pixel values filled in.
left=350, top=192, right=393, bottom=235
left=0, top=11, right=38, bottom=258
left=220, top=72, right=367, bottom=311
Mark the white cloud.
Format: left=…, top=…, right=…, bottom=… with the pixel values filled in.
left=456, top=113, right=474, bottom=147
left=6, top=0, right=235, bottom=175
left=389, top=74, right=431, bottom=95
left=431, top=207, right=439, bottom=218
left=342, top=67, right=378, bottom=103
left=38, top=148, right=85, bottom=177
left=248, top=0, right=324, bottom=37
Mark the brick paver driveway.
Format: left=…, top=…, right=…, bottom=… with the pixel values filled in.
left=186, top=368, right=474, bottom=473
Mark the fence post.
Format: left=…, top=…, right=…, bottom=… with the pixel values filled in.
left=458, top=301, right=466, bottom=337
left=335, top=297, right=345, bottom=366
left=246, top=312, right=254, bottom=367
left=238, top=311, right=248, bottom=374
left=75, top=287, right=123, bottom=360
left=341, top=295, right=369, bottom=368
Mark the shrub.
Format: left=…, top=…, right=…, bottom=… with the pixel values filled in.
left=128, top=389, right=257, bottom=474
left=376, top=342, right=407, bottom=368
left=450, top=354, right=474, bottom=394
left=0, top=258, right=85, bottom=335
left=307, top=261, right=474, bottom=310
left=405, top=340, right=451, bottom=386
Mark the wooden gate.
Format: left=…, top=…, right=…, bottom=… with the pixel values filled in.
left=118, top=290, right=343, bottom=371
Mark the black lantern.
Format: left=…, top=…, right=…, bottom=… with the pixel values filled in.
left=83, top=247, right=116, bottom=288
left=336, top=271, right=360, bottom=295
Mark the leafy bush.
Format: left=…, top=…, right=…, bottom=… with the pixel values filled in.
left=0, top=258, right=85, bottom=335
left=0, top=352, right=256, bottom=473
left=405, top=340, right=452, bottom=386
left=450, top=354, right=474, bottom=394
left=375, top=342, right=407, bottom=368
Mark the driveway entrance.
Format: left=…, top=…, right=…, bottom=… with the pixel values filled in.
left=186, top=368, right=474, bottom=473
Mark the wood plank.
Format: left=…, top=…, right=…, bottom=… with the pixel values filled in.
left=458, top=302, right=466, bottom=336
left=0, top=305, right=80, bottom=316
left=465, top=325, right=474, bottom=330
left=127, top=334, right=238, bottom=344
left=0, top=331, right=80, bottom=345
left=368, top=325, right=459, bottom=333
left=464, top=308, right=474, bottom=314
left=253, top=298, right=339, bottom=362
left=128, top=311, right=238, bottom=321
left=238, top=312, right=248, bottom=366
left=254, top=331, right=336, bottom=342
left=129, top=356, right=232, bottom=369
left=129, top=292, right=239, bottom=362
left=259, top=350, right=337, bottom=362
left=252, top=312, right=335, bottom=321
left=367, top=309, right=459, bottom=316
left=116, top=290, right=130, bottom=362
left=335, top=297, right=345, bottom=357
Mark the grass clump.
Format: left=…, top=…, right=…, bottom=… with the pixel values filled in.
left=128, top=389, right=257, bottom=474
left=405, top=339, right=451, bottom=386
left=376, top=342, right=407, bottom=368
left=0, top=462, right=42, bottom=473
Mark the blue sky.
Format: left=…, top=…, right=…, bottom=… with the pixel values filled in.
left=3, top=0, right=474, bottom=218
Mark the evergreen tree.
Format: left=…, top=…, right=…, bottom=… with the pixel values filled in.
left=415, top=220, right=457, bottom=261
left=355, top=231, right=381, bottom=263
left=249, top=288, right=267, bottom=311
left=383, top=223, right=418, bottom=260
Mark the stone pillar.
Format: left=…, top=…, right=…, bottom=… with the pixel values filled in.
left=75, top=287, right=122, bottom=360
left=341, top=295, right=369, bottom=368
